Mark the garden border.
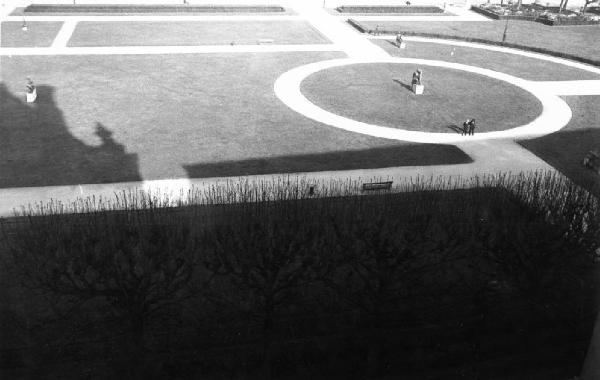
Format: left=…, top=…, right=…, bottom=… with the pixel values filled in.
left=336, top=5, right=444, bottom=14
left=23, top=4, right=286, bottom=13
left=347, top=19, right=600, bottom=67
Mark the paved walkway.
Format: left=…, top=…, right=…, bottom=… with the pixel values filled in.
left=0, top=0, right=596, bottom=217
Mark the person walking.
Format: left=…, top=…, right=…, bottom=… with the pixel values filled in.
left=469, top=119, right=476, bottom=135
left=462, top=119, right=470, bottom=136
left=396, top=33, right=403, bottom=48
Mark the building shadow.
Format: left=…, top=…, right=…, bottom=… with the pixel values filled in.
left=519, top=128, right=600, bottom=196
left=0, top=84, right=141, bottom=188
left=183, top=144, right=472, bottom=179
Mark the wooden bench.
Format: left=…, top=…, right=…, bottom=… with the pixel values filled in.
left=362, top=181, right=393, bottom=191
left=258, top=38, right=274, bottom=44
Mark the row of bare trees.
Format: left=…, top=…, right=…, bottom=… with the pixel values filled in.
left=1, top=172, right=599, bottom=379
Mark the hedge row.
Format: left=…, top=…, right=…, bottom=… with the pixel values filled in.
left=24, top=4, right=285, bottom=13
left=347, top=18, right=600, bottom=67
left=1, top=172, right=599, bottom=379
left=471, top=5, right=600, bottom=25
left=469, top=6, right=537, bottom=20
left=336, top=5, right=444, bottom=13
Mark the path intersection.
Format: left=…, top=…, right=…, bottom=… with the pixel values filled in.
left=1, top=0, right=599, bottom=215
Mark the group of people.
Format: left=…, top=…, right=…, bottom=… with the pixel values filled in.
left=462, top=119, right=476, bottom=135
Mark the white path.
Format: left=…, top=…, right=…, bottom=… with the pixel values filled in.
left=0, top=44, right=343, bottom=56
left=50, top=19, right=77, bottom=48
left=292, top=2, right=389, bottom=59
left=532, top=80, right=600, bottom=96
left=274, top=57, right=574, bottom=144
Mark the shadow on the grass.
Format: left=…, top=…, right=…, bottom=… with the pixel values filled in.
left=0, top=84, right=141, bottom=188
left=184, top=144, right=472, bottom=178
left=519, top=128, right=600, bottom=196
left=392, top=78, right=413, bottom=92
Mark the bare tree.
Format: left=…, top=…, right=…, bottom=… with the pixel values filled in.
left=201, top=207, right=333, bottom=379
left=2, top=212, right=197, bottom=378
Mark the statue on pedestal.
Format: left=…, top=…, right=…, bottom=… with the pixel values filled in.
left=26, top=77, right=37, bottom=103
left=411, top=69, right=424, bottom=94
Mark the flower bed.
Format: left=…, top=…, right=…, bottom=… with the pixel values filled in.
left=336, top=5, right=444, bottom=13
left=471, top=4, right=538, bottom=20
left=24, top=4, right=286, bottom=13
left=472, top=4, right=600, bottom=25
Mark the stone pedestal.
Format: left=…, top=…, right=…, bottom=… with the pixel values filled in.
left=26, top=88, right=37, bottom=103
left=412, top=84, right=424, bottom=95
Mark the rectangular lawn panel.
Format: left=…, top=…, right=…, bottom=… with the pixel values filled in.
left=372, top=39, right=600, bottom=81
left=519, top=96, right=600, bottom=196
left=360, top=20, right=600, bottom=62
left=68, top=21, right=329, bottom=47
left=0, top=21, right=63, bottom=48
left=1, top=52, right=471, bottom=188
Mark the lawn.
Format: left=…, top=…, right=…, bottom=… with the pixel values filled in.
left=373, top=39, right=600, bottom=81
left=68, top=21, right=329, bottom=47
left=519, top=96, right=600, bottom=195
left=0, top=21, right=63, bottom=48
left=359, top=20, right=600, bottom=62
left=301, top=62, right=542, bottom=133
left=0, top=52, right=470, bottom=188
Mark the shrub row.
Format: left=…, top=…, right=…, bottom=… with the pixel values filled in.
left=470, top=6, right=537, bottom=20
left=347, top=18, right=600, bottom=67
left=1, top=172, right=599, bottom=379
left=471, top=5, right=600, bottom=25
left=24, top=4, right=285, bottom=13
left=336, top=5, right=444, bottom=14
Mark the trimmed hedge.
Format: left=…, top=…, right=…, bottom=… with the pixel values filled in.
left=471, top=5, right=600, bottom=26
left=537, top=17, right=600, bottom=25
left=24, top=4, right=285, bottom=13
left=470, top=6, right=537, bottom=20
left=336, top=5, right=444, bottom=13
left=347, top=19, right=600, bottom=67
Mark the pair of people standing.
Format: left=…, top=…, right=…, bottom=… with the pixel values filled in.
left=462, top=119, right=476, bottom=135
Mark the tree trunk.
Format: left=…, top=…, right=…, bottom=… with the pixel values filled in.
left=262, top=302, right=275, bottom=380
left=366, top=309, right=385, bottom=378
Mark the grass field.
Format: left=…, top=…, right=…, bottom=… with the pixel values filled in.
left=519, top=96, right=600, bottom=195
left=301, top=62, right=542, bottom=133
left=0, top=52, right=471, bottom=188
left=0, top=21, right=63, bottom=48
left=373, top=39, right=600, bottom=81
left=68, top=21, right=329, bottom=47
left=361, top=20, right=600, bottom=62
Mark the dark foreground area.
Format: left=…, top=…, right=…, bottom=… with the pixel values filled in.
left=1, top=173, right=599, bottom=379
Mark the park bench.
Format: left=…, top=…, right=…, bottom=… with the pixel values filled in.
left=362, top=181, right=393, bottom=191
